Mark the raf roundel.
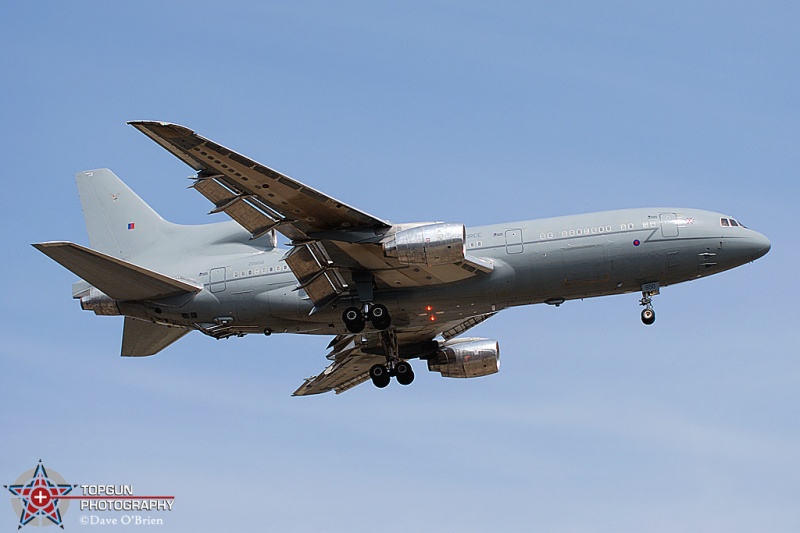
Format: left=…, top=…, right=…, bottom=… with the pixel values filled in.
left=633, top=239, right=641, bottom=246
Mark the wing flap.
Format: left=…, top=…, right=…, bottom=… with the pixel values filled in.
left=121, top=317, right=190, bottom=356
left=33, top=242, right=201, bottom=301
left=293, top=335, right=384, bottom=396
left=293, top=346, right=384, bottom=396
left=129, top=121, right=391, bottom=239
left=191, top=177, right=280, bottom=238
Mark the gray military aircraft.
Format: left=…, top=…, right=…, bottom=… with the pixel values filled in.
left=34, top=122, right=771, bottom=395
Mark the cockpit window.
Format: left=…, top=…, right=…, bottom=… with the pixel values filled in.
left=720, top=217, right=747, bottom=228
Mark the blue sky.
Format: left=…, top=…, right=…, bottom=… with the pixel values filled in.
left=1, top=2, right=797, bottom=531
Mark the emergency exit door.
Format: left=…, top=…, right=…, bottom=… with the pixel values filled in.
left=660, top=213, right=679, bottom=238
left=209, top=267, right=226, bottom=293
left=505, top=229, right=523, bottom=254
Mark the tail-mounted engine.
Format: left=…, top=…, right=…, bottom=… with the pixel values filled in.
left=427, top=338, right=500, bottom=378
left=78, top=287, right=120, bottom=316
left=383, top=223, right=466, bottom=266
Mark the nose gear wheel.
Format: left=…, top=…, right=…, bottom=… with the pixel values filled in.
left=639, top=282, right=659, bottom=325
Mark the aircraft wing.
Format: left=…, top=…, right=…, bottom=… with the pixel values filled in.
left=130, top=122, right=492, bottom=309
left=129, top=121, right=391, bottom=240
left=293, top=312, right=497, bottom=396
left=292, top=336, right=384, bottom=396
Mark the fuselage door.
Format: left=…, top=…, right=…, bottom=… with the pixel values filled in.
left=209, top=267, right=226, bottom=293
left=505, top=229, right=523, bottom=254
left=660, top=213, right=679, bottom=238
left=234, top=291, right=255, bottom=323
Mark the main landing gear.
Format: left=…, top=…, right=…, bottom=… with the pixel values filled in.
left=369, top=360, right=415, bottom=388
left=342, top=303, right=391, bottom=333
left=368, top=329, right=414, bottom=388
left=639, top=282, right=659, bottom=325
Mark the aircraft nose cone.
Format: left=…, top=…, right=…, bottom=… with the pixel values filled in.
left=749, top=231, right=771, bottom=260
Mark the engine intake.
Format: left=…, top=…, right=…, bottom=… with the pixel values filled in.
left=384, top=223, right=466, bottom=266
left=427, top=338, right=500, bottom=378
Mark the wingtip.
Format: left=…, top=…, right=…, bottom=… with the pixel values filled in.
left=127, top=119, right=174, bottom=126
left=128, top=121, right=195, bottom=137
left=32, top=241, right=70, bottom=250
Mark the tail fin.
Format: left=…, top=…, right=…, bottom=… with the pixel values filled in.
left=76, top=169, right=171, bottom=260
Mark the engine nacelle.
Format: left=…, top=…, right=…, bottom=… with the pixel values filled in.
left=79, top=287, right=120, bottom=316
left=427, top=338, right=500, bottom=379
left=383, top=223, right=466, bottom=266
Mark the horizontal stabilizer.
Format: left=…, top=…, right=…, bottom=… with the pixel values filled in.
left=122, top=317, right=190, bottom=357
left=33, top=241, right=201, bottom=301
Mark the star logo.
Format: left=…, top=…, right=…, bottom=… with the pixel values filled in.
left=5, top=461, right=76, bottom=529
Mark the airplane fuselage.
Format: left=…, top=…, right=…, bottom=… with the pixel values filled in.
left=111, top=207, right=769, bottom=338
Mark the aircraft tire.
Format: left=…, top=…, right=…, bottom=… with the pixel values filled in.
left=369, top=364, right=391, bottom=388
left=395, top=361, right=415, bottom=386
left=369, top=304, right=392, bottom=330
left=641, top=309, right=656, bottom=325
left=342, top=307, right=366, bottom=333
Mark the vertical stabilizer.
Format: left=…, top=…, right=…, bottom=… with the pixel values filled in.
left=76, top=169, right=169, bottom=260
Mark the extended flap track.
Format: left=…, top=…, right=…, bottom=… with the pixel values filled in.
left=441, top=312, right=497, bottom=341
left=192, top=174, right=284, bottom=240
left=284, top=241, right=348, bottom=306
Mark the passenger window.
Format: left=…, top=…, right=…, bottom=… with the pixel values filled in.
left=721, top=218, right=730, bottom=227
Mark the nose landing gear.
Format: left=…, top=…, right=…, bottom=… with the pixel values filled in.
left=639, top=282, right=659, bottom=325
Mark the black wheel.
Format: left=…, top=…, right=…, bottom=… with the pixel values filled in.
left=641, top=308, right=656, bottom=325
left=395, top=361, right=415, bottom=386
left=369, top=304, right=392, bottom=330
left=342, top=307, right=365, bottom=333
left=369, top=364, right=391, bottom=388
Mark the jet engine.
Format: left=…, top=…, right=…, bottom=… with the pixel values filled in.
left=427, top=338, right=500, bottom=378
left=79, top=287, right=120, bottom=316
left=383, top=223, right=466, bottom=266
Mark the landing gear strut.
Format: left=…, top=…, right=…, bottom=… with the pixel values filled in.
left=639, top=282, right=659, bottom=325
left=342, top=303, right=392, bottom=333
left=367, top=329, right=415, bottom=389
